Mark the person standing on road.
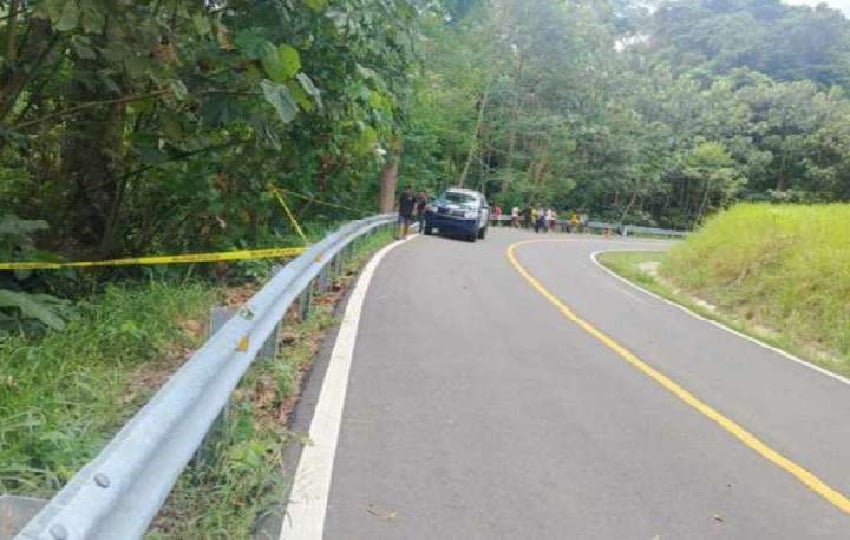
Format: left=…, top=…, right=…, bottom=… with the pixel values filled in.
left=511, top=206, right=520, bottom=228
left=570, top=212, right=581, bottom=234
left=415, top=189, right=428, bottom=232
left=535, top=206, right=546, bottom=233
left=398, top=184, right=416, bottom=240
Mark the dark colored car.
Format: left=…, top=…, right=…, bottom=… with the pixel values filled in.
left=423, top=188, right=490, bottom=242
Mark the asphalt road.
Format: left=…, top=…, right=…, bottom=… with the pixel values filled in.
left=318, top=228, right=850, bottom=539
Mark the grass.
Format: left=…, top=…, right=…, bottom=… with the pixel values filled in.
left=148, top=226, right=396, bottom=539
left=597, top=203, right=850, bottom=377
left=0, top=281, right=215, bottom=496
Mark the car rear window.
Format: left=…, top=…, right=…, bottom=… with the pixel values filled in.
left=441, top=192, right=477, bottom=206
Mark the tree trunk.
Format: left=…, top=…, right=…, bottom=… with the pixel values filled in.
left=0, top=17, right=55, bottom=124
left=458, top=85, right=490, bottom=188
left=379, top=157, right=400, bottom=213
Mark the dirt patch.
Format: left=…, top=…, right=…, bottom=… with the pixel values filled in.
left=638, top=261, right=660, bottom=276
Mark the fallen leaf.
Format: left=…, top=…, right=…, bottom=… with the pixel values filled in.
left=367, top=504, right=397, bottom=521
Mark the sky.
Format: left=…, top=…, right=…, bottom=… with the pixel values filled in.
left=784, top=0, right=850, bottom=16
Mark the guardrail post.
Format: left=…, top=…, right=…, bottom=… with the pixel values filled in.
left=298, top=287, right=312, bottom=321
left=317, top=267, right=329, bottom=293
left=0, top=495, right=47, bottom=540
left=258, top=265, right=286, bottom=361
left=195, top=305, right=238, bottom=464
left=332, top=253, right=342, bottom=284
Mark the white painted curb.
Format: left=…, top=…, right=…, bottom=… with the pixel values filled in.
left=589, top=250, right=850, bottom=387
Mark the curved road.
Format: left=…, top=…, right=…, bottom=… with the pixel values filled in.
left=288, top=228, right=850, bottom=539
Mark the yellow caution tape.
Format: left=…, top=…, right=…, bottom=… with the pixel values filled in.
left=0, top=246, right=308, bottom=271
left=269, top=185, right=309, bottom=245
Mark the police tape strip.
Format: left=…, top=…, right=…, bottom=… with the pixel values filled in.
left=0, top=246, right=308, bottom=271
left=269, top=186, right=309, bottom=245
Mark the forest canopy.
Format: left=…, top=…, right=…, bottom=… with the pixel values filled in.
left=1, top=0, right=848, bottom=263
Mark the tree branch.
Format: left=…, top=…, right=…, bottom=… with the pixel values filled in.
left=13, top=88, right=262, bottom=130
left=15, top=90, right=170, bottom=129
left=5, top=0, right=20, bottom=63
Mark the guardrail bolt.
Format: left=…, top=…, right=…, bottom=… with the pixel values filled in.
left=93, top=473, right=111, bottom=488
left=50, top=523, right=68, bottom=540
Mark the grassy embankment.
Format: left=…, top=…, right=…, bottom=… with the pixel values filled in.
left=0, top=283, right=215, bottom=496
left=598, top=204, right=850, bottom=377
left=0, top=225, right=394, bottom=538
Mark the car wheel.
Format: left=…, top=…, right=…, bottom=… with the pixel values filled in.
left=424, top=225, right=433, bottom=235
left=477, top=225, right=487, bottom=240
left=467, top=232, right=477, bottom=242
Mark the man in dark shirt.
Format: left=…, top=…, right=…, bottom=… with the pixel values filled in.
left=398, top=184, right=416, bottom=240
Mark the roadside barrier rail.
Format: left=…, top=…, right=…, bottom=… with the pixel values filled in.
left=622, top=225, right=688, bottom=238
left=15, top=214, right=396, bottom=540
left=488, top=215, right=688, bottom=237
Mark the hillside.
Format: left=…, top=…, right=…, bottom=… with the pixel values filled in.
left=661, top=204, right=850, bottom=365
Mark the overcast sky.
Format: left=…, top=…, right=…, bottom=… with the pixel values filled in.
left=784, top=0, right=850, bottom=16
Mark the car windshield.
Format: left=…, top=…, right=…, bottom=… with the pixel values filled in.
left=439, top=192, right=478, bottom=207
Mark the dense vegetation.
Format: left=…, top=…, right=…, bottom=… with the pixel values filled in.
left=1, top=1, right=849, bottom=300
left=411, top=0, right=850, bottom=229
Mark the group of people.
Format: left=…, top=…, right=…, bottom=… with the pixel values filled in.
left=398, top=184, right=590, bottom=239
left=508, top=206, right=588, bottom=234
left=397, top=184, right=429, bottom=240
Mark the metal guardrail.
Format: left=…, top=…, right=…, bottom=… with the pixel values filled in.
left=15, top=214, right=396, bottom=540
left=622, top=225, right=688, bottom=238
left=488, top=216, right=687, bottom=237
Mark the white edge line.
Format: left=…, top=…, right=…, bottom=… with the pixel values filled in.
left=589, top=249, right=850, bottom=387
left=280, top=236, right=414, bottom=540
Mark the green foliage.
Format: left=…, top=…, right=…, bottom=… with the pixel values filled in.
left=0, top=282, right=214, bottom=496
left=0, top=290, right=73, bottom=332
left=0, top=215, right=74, bottom=333
left=405, top=0, right=850, bottom=229
left=663, top=203, right=850, bottom=367
left=0, top=0, right=424, bottom=264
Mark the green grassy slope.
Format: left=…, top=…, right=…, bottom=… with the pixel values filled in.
left=662, top=204, right=850, bottom=362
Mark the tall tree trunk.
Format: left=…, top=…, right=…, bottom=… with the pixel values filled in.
left=0, top=17, right=55, bottom=124
left=458, top=85, right=490, bottom=188
left=379, top=157, right=400, bottom=213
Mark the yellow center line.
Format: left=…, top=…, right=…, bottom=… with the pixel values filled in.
left=506, top=239, right=850, bottom=515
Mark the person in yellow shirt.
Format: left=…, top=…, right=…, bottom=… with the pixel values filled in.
left=569, top=212, right=581, bottom=233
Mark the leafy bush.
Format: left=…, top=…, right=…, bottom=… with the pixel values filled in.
left=0, top=215, right=74, bottom=334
